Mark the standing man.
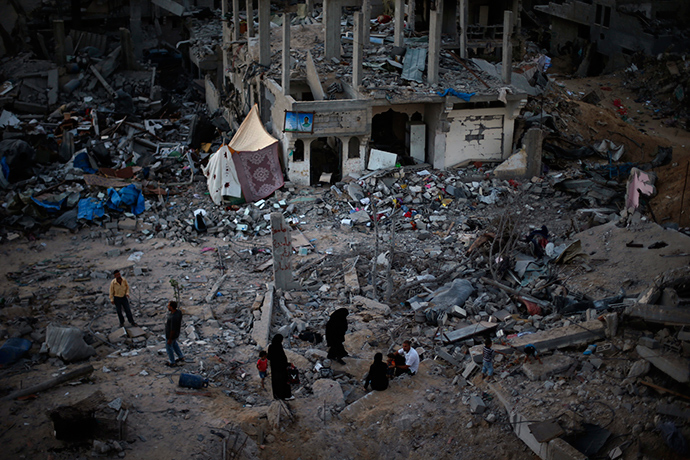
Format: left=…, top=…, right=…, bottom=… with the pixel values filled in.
left=395, top=340, right=420, bottom=376
left=165, top=300, right=185, bottom=367
left=109, top=270, right=137, bottom=327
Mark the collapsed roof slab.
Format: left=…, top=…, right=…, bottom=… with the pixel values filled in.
left=490, top=383, right=587, bottom=460
left=499, top=320, right=606, bottom=354
left=625, top=303, right=690, bottom=327
left=151, top=0, right=186, bottom=16
left=636, top=345, right=690, bottom=383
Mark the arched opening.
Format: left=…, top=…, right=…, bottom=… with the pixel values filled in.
left=310, top=137, right=341, bottom=185
left=348, top=137, right=360, bottom=159
left=293, top=140, right=304, bottom=162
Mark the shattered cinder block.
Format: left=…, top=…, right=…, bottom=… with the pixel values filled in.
left=469, top=395, right=486, bottom=414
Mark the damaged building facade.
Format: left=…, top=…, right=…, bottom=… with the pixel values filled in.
left=534, top=0, right=690, bottom=74
left=203, top=0, right=531, bottom=185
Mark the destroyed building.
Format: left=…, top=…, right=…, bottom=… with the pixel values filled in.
left=193, top=0, right=537, bottom=185
left=0, top=1, right=690, bottom=460
left=534, top=0, right=690, bottom=74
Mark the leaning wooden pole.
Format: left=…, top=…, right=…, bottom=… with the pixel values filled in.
left=2, top=365, right=94, bottom=401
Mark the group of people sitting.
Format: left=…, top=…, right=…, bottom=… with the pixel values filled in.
left=363, top=340, right=420, bottom=392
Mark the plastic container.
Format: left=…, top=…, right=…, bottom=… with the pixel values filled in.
left=178, top=373, right=209, bottom=389
left=0, top=338, right=32, bottom=367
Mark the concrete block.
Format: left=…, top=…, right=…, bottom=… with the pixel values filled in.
left=106, top=249, right=122, bottom=257
left=523, top=355, right=575, bottom=381
left=494, top=148, right=528, bottom=179
left=311, top=378, right=345, bottom=407
left=469, top=395, right=486, bottom=414
left=352, top=295, right=391, bottom=315
left=636, top=345, right=690, bottom=383
left=118, top=218, right=138, bottom=231
left=462, top=360, right=479, bottom=379
left=638, top=336, right=660, bottom=349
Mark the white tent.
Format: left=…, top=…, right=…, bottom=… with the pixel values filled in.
left=203, top=105, right=283, bottom=205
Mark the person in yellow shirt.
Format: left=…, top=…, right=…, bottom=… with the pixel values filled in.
left=109, top=270, right=137, bottom=327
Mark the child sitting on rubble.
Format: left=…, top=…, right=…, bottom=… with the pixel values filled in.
left=386, top=353, right=397, bottom=380
left=523, top=344, right=543, bottom=364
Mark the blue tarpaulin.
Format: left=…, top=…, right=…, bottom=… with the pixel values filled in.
left=73, top=151, right=97, bottom=174
left=436, top=89, right=475, bottom=101
left=106, top=184, right=145, bottom=215
left=77, top=197, right=105, bottom=220
left=30, top=196, right=65, bottom=213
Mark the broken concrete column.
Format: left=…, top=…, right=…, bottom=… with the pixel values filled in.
left=282, top=13, right=291, bottom=95
left=232, top=0, right=240, bottom=41
left=324, top=0, right=341, bottom=59
left=306, top=51, right=326, bottom=100
left=352, top=11, right=364, bottom=89
left=53, top=20, right=66, bottom=66
left=502, top=10, right=513, bottom=84
left=523, top=127, right=543, bottom=178
left=407, top=0, right=416, bottom=31
left=246, top=0, right=254, bottom=37
left=120, top=28, right=137, bottom=70
left=394, top=0, right=404, bottom=47
left=271, top=213, right=297, bottom=290
left=130, top=0, right=144, bottom=60
left=427, top=0, right=443, bottom=85
left=458, top=0, right=468, bottom=59
left=362, top=0, right=371, bottom=47
left=258, top=0, right=270, bottom=67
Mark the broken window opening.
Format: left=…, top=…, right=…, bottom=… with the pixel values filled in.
left=348, top=137, right=360, bottom=159
left=293, top=140, right=305, bottom=162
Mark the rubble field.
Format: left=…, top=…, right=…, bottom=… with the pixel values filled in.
left=1, top=17, right=690, bottom=460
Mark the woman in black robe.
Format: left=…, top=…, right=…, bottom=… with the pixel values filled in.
left=364, top=352, right=389, bottom=391
left=326, top=308, right=349, bottom=364
left=267, top=334, right=293, bottom=400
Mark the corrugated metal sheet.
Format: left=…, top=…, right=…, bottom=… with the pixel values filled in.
left=402, top=48, right=427, bottom=82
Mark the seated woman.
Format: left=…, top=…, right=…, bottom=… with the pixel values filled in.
left=364, top=353, right=389, bottom=391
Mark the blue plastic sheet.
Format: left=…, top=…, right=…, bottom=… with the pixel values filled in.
left=436, top=88, right=475, bottom=101
left=73, top=151, right=97, bottom=174
left=106, top=184, right=145, bottom=215
left=77, top=197, right=105, bottom=220
left=30, top=196, right=65, bottom=213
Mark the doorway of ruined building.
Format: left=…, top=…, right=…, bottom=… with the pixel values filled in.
left=372, top=109, right=423, bottom=166
left=413, top=0, right=457, bottom=33
left=309, top=137, right=342, bottom=185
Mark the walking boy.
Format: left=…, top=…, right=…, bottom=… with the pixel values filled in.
left=257, top=351, right=268, bottom=389
left=165, top=300, right=184, bottom=367
left=482, top=337, right=504, bottom=380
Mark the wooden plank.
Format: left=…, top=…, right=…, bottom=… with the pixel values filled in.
left=89, top=65, right=117, bottom=97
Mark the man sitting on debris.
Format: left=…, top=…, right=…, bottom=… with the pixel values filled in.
left=109, top=269, right=137, bottom=327
left=395, top=340, right=420, bottom=376
left=165, top=300, right=185, bottom=367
